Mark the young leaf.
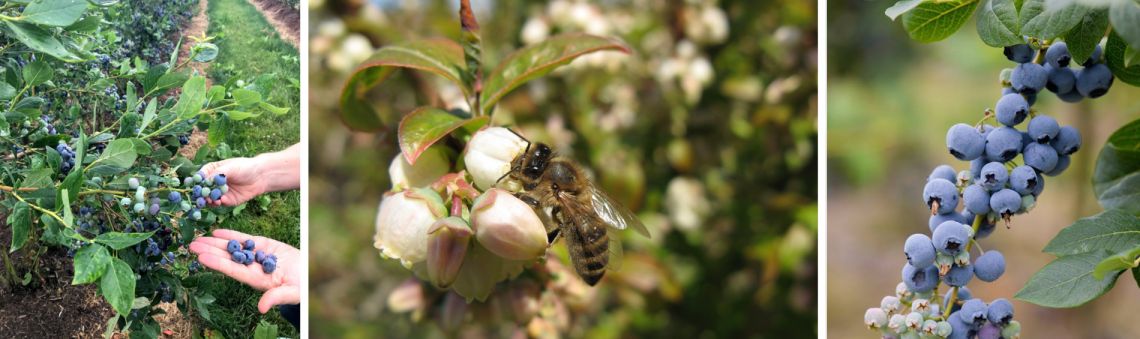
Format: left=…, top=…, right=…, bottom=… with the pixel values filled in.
left=86, top=139, right=138, bottom=176
left=94, top=232, right=156, bottom=250
left=1093, top=246, right=1140, bottom=280
left=22, top=60, right=54, bottom=87
left=1016, top=251, right=1123, bottom=308
left=340, top=38, right=468, bottom=131
left=174, top=76, right=207, bottom=119
left=7, top=202, right=31, bottom=253
left=1093, top=117, right=1140, bottom=212
left=900, top=0, right=979, bottom=43
left=1110, top=0, right=1140, bottom=52
left=1019, top=0, right=1089, bottom=40
left=885, top=0, right=923, bottom=21
left=99, top=258, right=136, bottom=317
left=72, top=245, right=111, bottom=285
left=1042, top=209, right=1140, bottom=256
left=139, top=98, right=158, bottom=133
left=397, top=107, right=487, bottom=165
left=1065, top=10, right=1109, bottom=65
left=976, top=0, right=1022, bottom=47
left=480, top=33, right=631, bottom=115
left=20, top=0, right=88, bottom=27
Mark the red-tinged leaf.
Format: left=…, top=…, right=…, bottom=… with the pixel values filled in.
left=480, top=33, right=631, bottom=115
left=398, top=107, right=488, bottom=165
left=340, top=39, right=469, bottom=131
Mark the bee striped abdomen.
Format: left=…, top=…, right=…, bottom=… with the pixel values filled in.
left=570, top=220, right=609, bottom=286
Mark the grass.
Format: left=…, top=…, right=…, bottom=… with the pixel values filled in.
left=194, top=0, right=300, bottom=337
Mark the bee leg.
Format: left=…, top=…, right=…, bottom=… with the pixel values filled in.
left=516, top=194, right=541, bottom=208
left=547, top=228, right=561, bottom=244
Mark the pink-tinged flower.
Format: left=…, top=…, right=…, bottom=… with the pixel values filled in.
left=388, top=147, right=450, bottom=191
left=438, top=292, right=468, bottom=332
left=470, top=189, right=548, bottom=260
left=426, top=217, right=473, bottom=288
left=463, top=127, right=528, bottom=190
left=374, top=188, right=447, bottom=268
left=386, top=278, right=425, bottom=313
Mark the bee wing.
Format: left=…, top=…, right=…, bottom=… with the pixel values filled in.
left=607, top=234, right=624, bottom=271
left=589, top=183, right=651, bottom=238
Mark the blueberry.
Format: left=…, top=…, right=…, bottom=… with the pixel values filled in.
left=1011, top=63, right=1047, bottom=94
left=881, top=295, right=902, bottom=313
left=929, top=165, right=958, bottom=183
left=1009, top=166, right=1038, bottom=195
left=977, top=322, right=1002, bottom=339
left=944, top=264, right=974, bottom=287
left=1057, top=87, right=1084, bottom=103
left=133, top=202, right=145, bottom=213
left=958, top=298, right=988, bottom=328
left=213, top=174, right=227, bottom=186
left=930, top=212, right=968, bottom=233
left=901, top=263, right=939, bottom=293
left=1027, top=115, right=1060, bottom=143
left=1003, top=44, right=1034, bottom=63
left=134, top=186, right=145, bottom=202
left=1045, top=42, right=1071, bottom=68
left=1076, top=63, right=1114, bottom=98
left=904, top=234, right=937, bottom=268
left=944, top=287, right=972, bottom=313
left=192, top=210, right=202, bottom=220
left=985, top=127, right=1023, bottom=162
left=979, top=162, right=1008, bottom=192
left=969, top=158, right=987, bottom=181
left=148, top=203, right=160, bottom=215
left=1046, top=65, right=1077, bottom=93
left=973, top=250, right=1006, bottom=283
left=168, top=192, right=182, bottom=203
left=1083, top=45, right=1103, bottom=66
left=994, top=94, right=1028, bottom=127
left=989, top=189, right=1022, bottom=217
left=963, top=211, right=997, bottom=239
left=946, top=124, right=985, bottom=160
left=183, top=177, right=194, bottom=187
left=1023, top=142, right=1059, bottom=173
left=947, top=312, right=975, bottom=339
left=226, top=240, right=241, bottom=253
left=923, top=179, right=959, bottom=215
left=933, top=220, right=969, bottom=256
left=210, top=188, right=222, bottom=200
left=864, top=308, right=888, bottom=329
left=196, top=197, right=206, bottom=208
left=128, top=178, right=140, bottom=189
left=255, top=250, right=266, bottom=263
left=962, top=184, right=991, bottom=215
left=242, top=250, right=255, bottom=265
left=120, top=197, right=132, bottom=206
left=243, top=239, right=255, bottom=250
left=262, top=258, right=277, bottom=273
left=1045, top=155, right=1070, bottom=176
left=987, top=298, right=1014, bottom=325
left=192, top=185, right=202, bottom=198
left=1050, top=125, right=1081, bottom=155
left=231, top=251, right=247, bottom=263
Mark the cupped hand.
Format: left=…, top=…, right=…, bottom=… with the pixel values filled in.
left=188, top=229, right=301, bottom=313
left=199, top=158, right=264, bottom=206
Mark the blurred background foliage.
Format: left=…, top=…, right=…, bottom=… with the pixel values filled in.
left=828, top=1, right=1140, bottom=338
left=309, top=0, right=816, bottom=337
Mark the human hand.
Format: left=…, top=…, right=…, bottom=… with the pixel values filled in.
left=188, top=229, right=301, bottom=313
left=199, top=157, right=265, bottom=206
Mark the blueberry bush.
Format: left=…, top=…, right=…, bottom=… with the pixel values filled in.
left=857, top=1, right=1140, bottom=338
left=0, top=0, right=289, bottom=336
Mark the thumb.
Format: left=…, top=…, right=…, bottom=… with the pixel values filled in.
left=258, top=286, right=300, bottom=314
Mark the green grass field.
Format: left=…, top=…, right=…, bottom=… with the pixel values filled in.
left=195, top=0, right=300, bottom=336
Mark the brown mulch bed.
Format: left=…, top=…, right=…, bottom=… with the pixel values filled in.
left=247, top=0, right=300, bottom=48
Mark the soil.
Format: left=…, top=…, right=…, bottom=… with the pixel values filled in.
left=178, top=127, right=210, bottom=159
left=0, top=224, right=115, bottom=338
left=247, top=0, right=300, bottom=49
left=178, top=0, right=213, bottom=87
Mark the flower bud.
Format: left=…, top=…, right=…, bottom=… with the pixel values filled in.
left=388, top=146, right=450, bottom=191
left=471, top=189, right=548, bottom=260
left=438, top=292, right=468, bottom=332
left=387, top=278, right=425, bottom=313
left=463, top=127, right=527, bottom=190
left=374, top=188, right=447, bottom=268
left=426, top=217, right=473, bottom=288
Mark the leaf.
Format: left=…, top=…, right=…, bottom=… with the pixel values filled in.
left=1109, top=0, right=1140, bottom=52
left=99, top=258, right=136, bottom=317
left=900, top=0, right=980, bottom=43
left=340, top=38, right=467, bottom=131
left=1016, top=251, right=1122, bottom=308
left=20, top=168, right=53, bottom=188
left=193, top=293, right=215, bottom=322
left=93, top=232, right=155, bottom=250
left=1093, top=246, right=1140, bottom=280
left=1019, top=0, right=1089, bottom=40
left=149, top=72, right=187, bottom=96
left=86, top=139, right=137, bottom=176
left=1065, top=9, right=1109, bottom=65
left=2, top=21, right=79, bottom=61
left=173, top=76, right=207, bottom=119
left=398, top=107, right=486, bottom=165
left=7, top=202, right=31, bottom=253
left=1042, top=209, right=1140, bottom=255
left=223, top=111, right=258, bottom=121
left=139, top=98, right=158, bottom=133
left=257, top=101, right=289, bottom=115
left=208, top=116, right=229, bottom=147
left=20, top=0, right=87, bottom=27
left=232, top=88, right=261, bottom=107
left=22, top=59, right=53, bottom=87
left=60, top=188, right=74, bottom=228
left=0, top=81, right=15, bottom=100
left=253, top=320, right=279, bottom=339
left=1093, top=117, right=1140, bottom=211
left=481, top=33, right=631, bottom=114
left=192, top=42, right=219, bottom=63
left=886, top=0, right=924, bottom=20
left=72, top=245, right=110, bottom=284
left=976, top=0, right=1023, bottom=47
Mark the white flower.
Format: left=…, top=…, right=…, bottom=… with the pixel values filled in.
left=665, top=177, right=711, bottom=231
left=463, top=127, right=528, bottom=190
left=374, top=188, right=447, bottom=268
left=470, top=189, right=548, bottom=260
left=388, top=146, right=450, bottom=191
left=426, top=217, right=473, bottom=288
left=520, top=17, right=550, bottom=45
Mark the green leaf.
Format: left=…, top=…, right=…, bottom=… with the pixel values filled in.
left=72, top=245, right=110, bottom=284
left=20, top=168, right=53, bottom=188
left=20, top=0, right=87, bottom=27
left=208, top=117, right=229, bottom=147
left=976, top=0, right=1022, bottom=47
left=1015, top=251, right=1122, bottom=308
left=2, top=21, right=79, bottom=61
left=1042, top=209, right=1140, bottom=256
left=340, top=38, right=467, bottom=131
left=253, top=320, right=279, bottom=339
left=192, top=42, right=219, bottom=63
left=86, top=139, right=137, bottom=176
left=1019, top=0, right=1089, bottom=40
left=257, top=101, right=289, bottom=115
left=1093, top=117, right=1140, bottom=212
left=139, top=98, right=158, bottom=133
left=7, top=202, right=31, bottom=253
left=886, top=0, right=923, bottom=20
left=900, top=0, right=979, bottom=43
left=232, top=88, right=261, bottom=107
left=398, top=107, right=486, bottom=165
left=93, top=232, right=155, bottom=250
left=60, top=188, right=74, bottom=228
left=1110, top=0, right=1140, bottom=52
left=173, top=76, right=207, bottom=118
left=481, top=33, right=630, bottom=115
left=1065, top=9, right=1109, bottom=65
left=1093, top=246, right=1140, bottom=280
left=223, top=111, right=258, bottom=121
left=193, top=293, right=215, bottom=322
left=0, top=81, right=16, bottom=100
left=149, top=72, right=187, bottom=97
left=22, top=59, right=53, bottom=87
left=99, top=258, right=136, bottom=317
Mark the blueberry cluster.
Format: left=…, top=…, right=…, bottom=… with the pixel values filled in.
left=185, top=172, right=228, bottom=220
left=56, top=140, right=75, bottom=174
left=1004, top=42, right=1113, bottom=103
left=227, top=239, right=277, bottom=274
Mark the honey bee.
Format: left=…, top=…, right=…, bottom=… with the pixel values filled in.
left=496, top=131, right=651, bottom=286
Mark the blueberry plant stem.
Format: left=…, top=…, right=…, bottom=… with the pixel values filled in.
left=942, top=213, right=985, bottom=319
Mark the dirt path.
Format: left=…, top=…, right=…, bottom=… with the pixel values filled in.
left=177, top=0, right=212, bottom=159
left=246, top=0, right=300, bottom=49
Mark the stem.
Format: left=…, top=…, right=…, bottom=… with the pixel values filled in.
left=942, top=214, right=985, bottom=319
left=459, top=0, right=484, bottom=116
left=6, top=191, right=67, bottom=227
